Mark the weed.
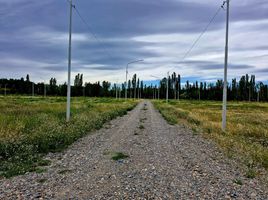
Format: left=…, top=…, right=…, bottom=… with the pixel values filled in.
left=139, top=117, right=147, bottom=123
left=58, top=169, right=72, bottom=174
left=111, top=152, right=129, bottom=160
left=142, top=105, right=148, bottom=111
left=233, top=179, right=243, bottom=185
left=139, top=125, right=145, bottom=129
left=103, top=150, right=111, bottom=155
left=246, top=169, right=256, bottom=179
left=140, top=118, right=147, bottom=123
left=37, top=159, right=51, bottom=166
left=35, top=167, right=46, bottom=174
left=37, top=178, right=47, bottom=183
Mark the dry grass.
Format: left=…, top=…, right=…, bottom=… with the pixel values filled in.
left=153, top=100, right=268, bottom=171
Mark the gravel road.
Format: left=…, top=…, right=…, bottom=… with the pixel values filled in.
left=0, top=101, right=267, bottom=199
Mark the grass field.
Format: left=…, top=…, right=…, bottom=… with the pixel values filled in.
left=153, top=100, right=268, bottom=174
left=0, top=96, right=138, bottom=178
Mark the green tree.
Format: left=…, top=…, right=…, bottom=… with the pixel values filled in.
left=102, top=81, right=111, bottom=97
left=74, top=73, right=83, bottom=87
left=49, top=77, right=57, bottom=95
left=132, top=74, right=137, bottom=99
left=26, top=74, right=30, bottom=82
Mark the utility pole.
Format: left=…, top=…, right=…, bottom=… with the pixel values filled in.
left=125, top=59, right=143, bottom=100
left=39, top=78, right=46, bottom=98
left=66, top=0, right=73, bottom=122
left=4, top=84, right=7, bottom=96
left=178, top=75, right=180, bottom=101
left=222, top=0, right=230, bottom=131
left=125, top=70, right=128, bottom=100
left=158, top=86, right=160, bottom=100
left=115, top=81, right=118, bottom=100
left=150, top=75, right=162, bottom=101
left=44, top=83, right=46, bottom=97
left=32, top=82, right=34, bottom=97
left=249, top=86, right=251, bottom=102
left=166, top=72, right=169, bottom=103
left=115, top=85, right=118, bottom=99
left=83, top=86, right=85, bottom=97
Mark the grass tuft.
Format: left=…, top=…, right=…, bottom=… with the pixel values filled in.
left=35, top=167, right=46, bottom=174
left=37, top=178, right=47, bottom=183
left=111, top=152, right=129, bottom=161
left=139, top=117, right=147, bottom=123
left=58, top=169, right=72, bottom=174
left=233, top=179, right=243, bottom=185
left=37, top=159, right=51, bottom=166
left=246, top=169, right=256, bottom=179
left=139, top=125, right=145, bottom=129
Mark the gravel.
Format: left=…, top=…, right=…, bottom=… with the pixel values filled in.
left=0, top=101, right=267, bottom=199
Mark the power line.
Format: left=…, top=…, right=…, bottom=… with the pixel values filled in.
left=73, top=6, right=113, bottom=58
left=64, top=0, right=113, bottom=59
left=170, top=2, right=225, bottom=71
left=65, top=1, right=226, bottom=71
left=181, top=7, right=222, bottom=61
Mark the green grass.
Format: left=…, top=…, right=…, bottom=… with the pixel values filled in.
left=111, top=152, right=129, bottom=160
left=139, top=117, right=147, bottom=123
left=0, top=96, right=138, bottom=178
left=153, top=100, right=268, bottom=171
left=37, top=178, right=47, bottom=183
left=233, top=179, right=243, bottom=185
left=246, top=168, right=256, bottom=179
left=138, top=125, right=145, bottom=129
left=58, top=169, right=72, bottom=174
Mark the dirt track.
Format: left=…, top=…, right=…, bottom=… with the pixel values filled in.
left=0, top=101, right=267, bottom=199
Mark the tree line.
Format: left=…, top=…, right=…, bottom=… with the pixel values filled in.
left=0, top=73, right=267, bottom=102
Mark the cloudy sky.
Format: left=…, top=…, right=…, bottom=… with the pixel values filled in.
left=0, top=0, right=267, bottom=85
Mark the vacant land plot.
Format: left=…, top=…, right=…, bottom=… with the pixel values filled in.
left=1, top=101, right=267, bottom=199
left=0, top=96, right=137, bottom=177
left=153, top=100, right=268, bottom=173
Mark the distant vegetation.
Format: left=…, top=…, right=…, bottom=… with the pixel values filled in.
left=153, top=100, right=268, bottom=172
left=1, top=73, right=267, bottom=101
left=0, top=96, right=137, bottom=178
